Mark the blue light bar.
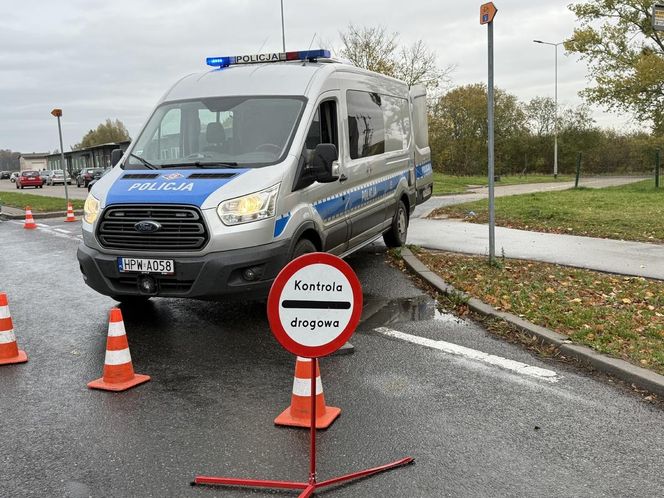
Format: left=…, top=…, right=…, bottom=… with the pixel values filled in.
left=206, top=49, right=331, bottom=68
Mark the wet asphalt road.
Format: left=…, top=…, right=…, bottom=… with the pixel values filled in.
left=1, top=218, right=664, bottom=497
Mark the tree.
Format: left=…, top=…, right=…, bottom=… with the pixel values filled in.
left=525, top=97, right=556, bottom=136
left=337, top=24, right=453, bottom=96
left=429, top=84, right=528, bottom=175
left=73, top=119, right=130, bottom=150
left=566, top=0, right=664, bottom=133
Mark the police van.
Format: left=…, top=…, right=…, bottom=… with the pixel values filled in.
left=77, top=49, right=433, bottom=302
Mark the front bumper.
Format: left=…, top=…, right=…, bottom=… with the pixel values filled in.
left=77, top=239, right=292, bottom=301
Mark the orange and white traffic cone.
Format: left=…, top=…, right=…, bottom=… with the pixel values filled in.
left=23, top=207, right=37, bottom=229
left=274, top=357, right=340, bottom=429
left=0, top=292, right=28, bottom=366
left=64, top=202, right=77, bottom=222
left=87, top=308, right=150, bottom=392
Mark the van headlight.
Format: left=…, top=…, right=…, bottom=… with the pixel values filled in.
left=84, top=193, right=100, bottom=224
left=217, top=184, right=279, bottom=226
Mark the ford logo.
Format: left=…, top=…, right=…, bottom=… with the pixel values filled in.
left=134, top=220, right=161, bottom=233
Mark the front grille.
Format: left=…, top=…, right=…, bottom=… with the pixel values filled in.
left=97, top=204, right=209, bottom=251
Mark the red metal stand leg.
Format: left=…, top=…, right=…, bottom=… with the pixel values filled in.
left=193, top=476, right=307, bottom=489
left=315, top=456, right=415, bottom=489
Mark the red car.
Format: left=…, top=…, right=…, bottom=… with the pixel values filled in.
left=16, top=170, right=43, bottom=189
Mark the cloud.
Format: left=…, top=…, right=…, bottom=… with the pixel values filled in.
left=0, top=0, right=639, bottom=152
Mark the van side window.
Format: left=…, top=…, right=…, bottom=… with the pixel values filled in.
left=305, top=100, right=338, bottom=152
left=347, top=90, right=385, bottom=159
left=382, top=95, right=410, bottom=152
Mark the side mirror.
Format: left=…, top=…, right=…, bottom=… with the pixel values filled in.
left=111, top=148, right=124, bottom=167
left=311, top=143, right=339, bottom=183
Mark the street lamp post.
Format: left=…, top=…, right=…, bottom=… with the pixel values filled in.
left=534, top=40, right=563, bottom=179
left=280, top=0, right=286, bottom=51
left=50, top=108, right=70, bottom=210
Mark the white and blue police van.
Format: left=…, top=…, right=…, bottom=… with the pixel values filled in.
left=77, top=49, right=433, bottom=303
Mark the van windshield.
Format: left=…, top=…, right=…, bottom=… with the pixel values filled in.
left=127, top=96, right=306, bottom=169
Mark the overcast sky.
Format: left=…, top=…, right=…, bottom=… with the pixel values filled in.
left=0, top=0, right=638, bottom=153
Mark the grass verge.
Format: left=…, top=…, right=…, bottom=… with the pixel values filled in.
left=432, top=173, right=574, bottom=195
left=0, top=192, right=85, bottom=212
left=430, top=180, right=664, bottom=243
left=412, top=249, right=664, bottom=375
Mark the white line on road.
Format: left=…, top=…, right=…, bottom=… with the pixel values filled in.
left=8, top=220, right=82, bottom=242
left=374, top=327, right=559, bottom=382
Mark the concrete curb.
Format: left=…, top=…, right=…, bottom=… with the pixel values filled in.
left=0, top=206, right=84, bottom=220
left=400, top=247, right=664, bottom=397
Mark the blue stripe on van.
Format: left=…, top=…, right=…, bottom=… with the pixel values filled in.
left=105, top=169, right=248, bottom=207
left=274, top=212, right=291, bottom=237
left=415, top=161, right=432, bottom=179
left=312, top=171, right=409, bottom=222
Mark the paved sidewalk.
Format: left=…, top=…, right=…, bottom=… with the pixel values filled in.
left=408, top=218, right=664, bottom=280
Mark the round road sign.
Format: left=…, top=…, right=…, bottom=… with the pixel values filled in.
left=267, top=252, right=362, bottom=358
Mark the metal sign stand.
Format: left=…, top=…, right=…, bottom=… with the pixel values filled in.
left=481, top=2, right=498, bottom=263
left=192, top=253, right=413, bottom=496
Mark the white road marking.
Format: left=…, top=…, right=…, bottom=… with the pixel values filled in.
left=8, top=220, right=82, bottom=241
left=374, top=327, right=559, bottom=382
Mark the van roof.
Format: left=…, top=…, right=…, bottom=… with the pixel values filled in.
left=162, top=61, right=407, bottom=102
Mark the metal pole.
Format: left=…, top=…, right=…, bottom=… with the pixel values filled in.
left=656, top=148, right=661, bottom=189
left=487, top=21, right=496, bottom=263
left=56, top=116, right=70, bottom=209
left=309, top=358, right=317, bottom=486
left=554, top=44, right=558, bottom=179
left=575, top=152, right=581, bottom=188
left=280, top=0, right=286, bottom=52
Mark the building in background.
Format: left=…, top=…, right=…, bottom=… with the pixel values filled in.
left=46, top=141, right=131, bottom=174
left=19, top=153, right=49, bottom=172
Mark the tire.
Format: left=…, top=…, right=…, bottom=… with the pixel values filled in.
left=20, top=185, right=24, bottom=189
left=383, top=200, right=409, bottom=248
left=290, top=238, right=317, bottom=260
left=112, top=295, right=152, bottom=307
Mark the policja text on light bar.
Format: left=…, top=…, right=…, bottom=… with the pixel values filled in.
left=206, top=49, right=331, bottom=68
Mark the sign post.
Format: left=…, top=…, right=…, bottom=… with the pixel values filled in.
left=50, top=108, right=70, bottom=211
left=193, top=252, right=413, bottom=496
left=481, top=3, right=498, bottom=263
left=654, top=3, right=664, bottom=31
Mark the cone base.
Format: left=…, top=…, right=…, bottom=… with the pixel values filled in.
left=24, top=224, right=37, bottom=230
left=0, top=350, right=28, bottom=365
left=64, top=218, right=77, bottom=222
left=274, top=405, right=341, bottom=429
left=87, top=373, right=150, bottom=392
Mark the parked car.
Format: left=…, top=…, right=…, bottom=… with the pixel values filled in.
left=87, top=168, right=112, bottom=191
left=47, top=169, right=72, bottom=186
left=77, top=168, right=105, bottom=188
left=16, top=170, right=43, bottom=189
left=10, top=172, right=19, bottom=183
left=0, top=171, right=10, bottom=179
left=40, top=170, right=53, bottom=185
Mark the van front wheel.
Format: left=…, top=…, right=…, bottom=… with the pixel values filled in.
left=290, top=238, right=317, bottom=260
left=383, top=200, right=408, bottom=248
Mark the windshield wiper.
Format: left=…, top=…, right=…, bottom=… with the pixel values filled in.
left=160, top=161, right=240, bottom=169
left=129, top=153, right=157, bottom=170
